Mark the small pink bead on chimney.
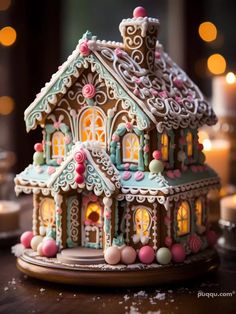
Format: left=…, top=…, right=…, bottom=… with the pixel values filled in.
left=133, top=6, right=147, bottom=18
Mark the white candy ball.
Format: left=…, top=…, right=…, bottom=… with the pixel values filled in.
left=30, top=235, right=43, bottom=251
left=156, top=247, right=172, bottom=265
left=104, top=246, right=121, bottom=265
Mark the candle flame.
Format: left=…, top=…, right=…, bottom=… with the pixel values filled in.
left=226, top=72, right=236, bottom=84
left=203, top=139, right=212, bottom=151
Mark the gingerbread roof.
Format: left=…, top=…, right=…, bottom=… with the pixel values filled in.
left=24, top=15, right=217, bottom=133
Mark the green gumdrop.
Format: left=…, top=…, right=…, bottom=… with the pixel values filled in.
left=149, top=159, right=164, bottom=173
left=33, top=152, right=44, bottom=165
left=198, top=151, right=206, bottom=165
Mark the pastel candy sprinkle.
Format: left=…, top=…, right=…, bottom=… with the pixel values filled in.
left=122, top=171, right=132, bottom=181
left=47, top=166, right=56, bottom=175
left=134, top=171, right=144, bottom=181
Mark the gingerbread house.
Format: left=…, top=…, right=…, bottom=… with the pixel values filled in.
left=15, top=7, right=220, bottom=265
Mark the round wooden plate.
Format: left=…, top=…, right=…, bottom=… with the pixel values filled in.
left=16, top=248, right=220, bottom=287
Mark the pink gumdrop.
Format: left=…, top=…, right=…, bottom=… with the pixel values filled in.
left=34, top=143, right=43, bottom=152
left=152, top=150, right=162, bottom=160
left=75, top=175, right=85, bottom=184
left=133, top=6, right=147, bottom=18
left=138, top=246, right=155, bottom=264
left=20, top=231, right=34, bottom=248
left=42, top=239, right=58, bottom=257
left=206, top=230, right=218, bottom=246
left=171, top=243, right=186, bottom=263
left=120, top=246, right=137, bottom=265
left=76, top=163, right=86, bottom=174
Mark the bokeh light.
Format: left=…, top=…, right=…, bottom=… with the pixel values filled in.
left=0, top=0, right=11, bottom=11
left=207, top=53, right=226, bottom=75
left=0, top=26, right=17, bottom=46
left=226, top=72, right=236, bottom=84
left=199, top=21, right=217, bottom=42
left=0, top=96, right=15, bottom=115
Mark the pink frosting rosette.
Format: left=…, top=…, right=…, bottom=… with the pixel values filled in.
left=82, top=83, right=96, bottom=99
left=79, top=40, right=90, bottom=56
left=188, top=234, right=202, bottom=253
left=74, top=149, right=86, bottom=163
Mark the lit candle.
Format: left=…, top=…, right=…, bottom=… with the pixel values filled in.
left=0, top=201, right=20, bottom=234
left=203, top=138, right=230, bottom=186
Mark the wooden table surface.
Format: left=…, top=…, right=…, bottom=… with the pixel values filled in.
left=0, top=197, right=236, bottom=314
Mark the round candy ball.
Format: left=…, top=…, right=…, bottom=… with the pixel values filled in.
left=33, top=152, right=44, bottom=166
left=152, top=150, right=161, bottom=160
left=34, top=143, right=43, bottom=152
left=120, top=246, right=137, bottom=265
left=156, top=247, right=172, bottom=265
left=20, top=231, right=34, bottom=248
left=149, top=159, right=164, bottom=174
left=42, top=239, right=58, bottom=257
left=37, top=242, right=43, bottom=256
left=138, top=246, right=155, bottom=264
left=75, top=174, right=84, bottom=184
left=133, top=6, right=147, bottom=18
left=171, top=243, right=186, bottom=263
left=30, top=235, right=43, bottom=251
left=76, top=163, right=86, bottom=174
left=104, top=246, right=121, bottom=265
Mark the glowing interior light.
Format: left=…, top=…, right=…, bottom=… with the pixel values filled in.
left=226, top=72, right=236, bottom=84
left=198, top=21, right=217, bottom=42
left=203, top=139, right=212, bottom=151
left=0, top=26, right=17, bottom=46
left=207, top=54, right=226, bottom=75
left=0, top=96, right=15, bottom=115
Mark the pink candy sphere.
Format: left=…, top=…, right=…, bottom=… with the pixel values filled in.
left=34, top=143, right=43, bottom=152
left=138, top=246, right=155, bottom=264
left=75, top=175, right=85, bottom=184
left=133, top=6, right=147, bottom=18
left=76, top=163, right=86, bottom=174
left=152, top=150, right=162, bottom=160
left=104, top=246, right=121, bottom=265
left=42, top=239, right=58, bottom=257
left=20, top=231, right=34, bottom=248
left=120, top=246, right=137, bottom=265
left=171, top=243, right=186, bottom=263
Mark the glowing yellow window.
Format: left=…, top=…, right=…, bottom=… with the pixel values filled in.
left=161, top=133, right=169, bottom=161
left=39, top=198, right=55, bottom=227
left=86, top=202, right=101, bottom=224
left=195, top=198, right=203, bottom=225
left=186, top=131, right=193, bottom=157
left=123, top=133, right=139, bottom=163
left=177, top=201, right=190, bottom=236
left=79, top=108, right=105, bottom=146
left=52, top=131, right=65, bottom=158
left=134, top=207, right=151, bottom=237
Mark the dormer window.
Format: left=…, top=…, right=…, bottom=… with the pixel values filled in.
left=161, top=132, right=169, bottom=161
left=122, top=133, right=139, bottom=163
left=186, top=131, right=193, bottom=157
left=52, top=131, right=65, bottom=159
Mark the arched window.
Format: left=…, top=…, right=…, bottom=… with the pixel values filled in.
left=79, top=108, right=105, bottom=146
left=123, top=133, right=139, bottom=163
left=39, top=198, right=55, bottom=227
left=177, top=201, right=190, bottom=236
left=134, top=207, right=151, bottom=237
left=186, top=131, right=193, bottom=157
left=86, top=202, right=102, bottom=224
left=161, top=132, right=169, bottom=161
left=52, top=131, right=65, bottom=158
left=195, top=198, right=203, bottom=226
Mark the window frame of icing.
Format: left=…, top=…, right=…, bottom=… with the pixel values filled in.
left=158, top=130, right=174, bottom=168
left=183, top=128, right=198, bottom=165
left=66, top=196, right=80, bottom=248
left=39, top=197, right=56, bottom=237
left=110, top=123, right=145, bottom=171
left=79, top=106, right=106, bottom=148
left=174, top=200, right=191, bottom=241
left=45, top=123, right=72, bottom=166
left=132, top=205, right=152, bottom=244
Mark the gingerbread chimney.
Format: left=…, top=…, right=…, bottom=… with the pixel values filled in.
left=119, top=7, right=159, bottom=72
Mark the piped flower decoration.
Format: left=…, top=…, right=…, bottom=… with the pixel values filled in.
left=82, top=83, right=96, bottom=99
left=79, top=40, right=90, bottom=56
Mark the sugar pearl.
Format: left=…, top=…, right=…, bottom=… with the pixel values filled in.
left=156, top=247, right=172, bottom=265
left=31, top=235, right=43, bottom=251
left=120, top=246, right=136, bottom=265
left=20, top=231, right=34, bottom=248
left=138, top=246, right=155, bottom=264
left=104, top=246, right=121, bottom=265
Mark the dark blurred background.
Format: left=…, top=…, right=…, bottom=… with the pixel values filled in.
left=0, top=0, right=236, bottom=173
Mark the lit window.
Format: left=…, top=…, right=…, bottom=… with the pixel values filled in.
left=186, top=131, right=193, bottom=157
left=39, top=198, right=55, bottom=227
left=161, top=132, right=169, bottom=161
left=177, top=201, right=190, bottom=236
left=80, top=108, right=105, bottom=146
left=52, top=131, right=65, bottom=158
left=86, top=202, right=101, bottom=224
left=134, top=207, right=151, bottom=237
left=123, top=133, right=139, bottom=162
left=195, top=198, right=203, bottom=225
